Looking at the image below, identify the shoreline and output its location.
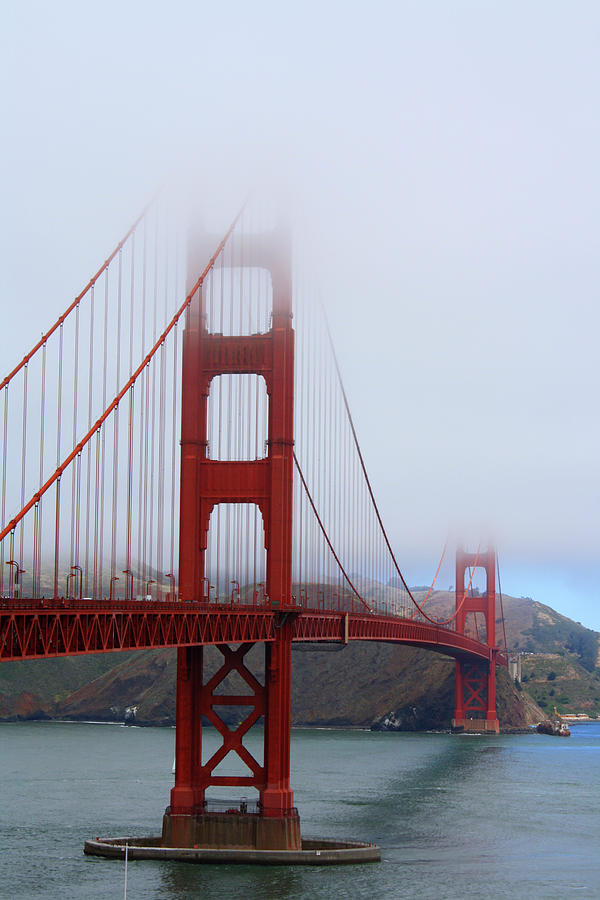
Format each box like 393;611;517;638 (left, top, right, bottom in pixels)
6;717;594;734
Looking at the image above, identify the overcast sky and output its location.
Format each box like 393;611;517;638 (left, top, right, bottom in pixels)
1;2;599;627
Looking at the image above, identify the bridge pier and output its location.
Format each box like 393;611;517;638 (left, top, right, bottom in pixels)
452;657;499;733
452;548;499;734
163;621;301;850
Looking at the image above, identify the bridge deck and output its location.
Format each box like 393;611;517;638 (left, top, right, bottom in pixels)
0;599;505;664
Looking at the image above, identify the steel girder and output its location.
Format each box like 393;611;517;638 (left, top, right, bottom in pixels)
0;601;505;665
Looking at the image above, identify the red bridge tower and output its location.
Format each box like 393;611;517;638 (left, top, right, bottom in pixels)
452;547;499;734
162;224;300;850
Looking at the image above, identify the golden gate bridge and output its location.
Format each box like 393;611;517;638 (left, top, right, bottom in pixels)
0;195;507;860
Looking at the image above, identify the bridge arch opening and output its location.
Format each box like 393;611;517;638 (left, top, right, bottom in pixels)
461;565;491;643
205;503;266;604
204;266;273;336
462;565;488;595
207;374;269;462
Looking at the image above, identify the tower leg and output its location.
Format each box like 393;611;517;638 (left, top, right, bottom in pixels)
486;654;497;722
452;659;499;734
164;646;204;846
262;620;294;815
454;660;465;720
162;633;300;850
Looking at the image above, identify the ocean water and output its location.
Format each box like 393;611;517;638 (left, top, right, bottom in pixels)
0;720;599;899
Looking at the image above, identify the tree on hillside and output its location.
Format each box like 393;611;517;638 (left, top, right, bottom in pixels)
566;630;598;672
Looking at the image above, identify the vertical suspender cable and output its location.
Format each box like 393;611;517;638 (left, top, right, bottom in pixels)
138;218;147;599
141;218;152;593
295;270;302;600
110;416;119;594
252;265;258;595
215;254;223;598
84;287;94;596
142;363;149;593
0;386;7;595
125;384;134;598
93;428;101;598
33;501;39;598
129;233;135;379
110;251;123;593
70;304;79;570
496;553;508;651
310;307;317;599
99;270;109;598
148;226;158;595
73;451;81;594
72;302;83;595
125;235;135;599
36;343;47;597
244;235;251;600
170;323;178;597
156;237;167;599
19;364;28;577
8;530;14;597
158;226;171;599
225;240;233;592
157;342;165;599
54;324;63;598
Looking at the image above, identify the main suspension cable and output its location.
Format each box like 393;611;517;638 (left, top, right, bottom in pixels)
496;551;508;651
323;313;474;627
408;538;448;619
0;204;152;392
293;451;370;613
0;207;243;543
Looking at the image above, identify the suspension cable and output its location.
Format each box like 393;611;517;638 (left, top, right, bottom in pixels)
293;451;371;613
0;204;152;392
0;206;243;543
496;551;508;651
408;538;448;619
324;312;477;627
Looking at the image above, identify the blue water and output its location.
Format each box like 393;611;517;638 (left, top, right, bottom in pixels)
1;721;599;898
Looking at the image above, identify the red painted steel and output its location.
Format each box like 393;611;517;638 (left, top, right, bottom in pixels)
174;225;296;821
169;627;294;819
178;229;294;609
262;618;294;815
0;600;505;663
453;548;500;731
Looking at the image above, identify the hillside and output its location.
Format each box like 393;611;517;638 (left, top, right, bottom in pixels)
520;653;600;716
48;641;539;731
0;651;135;719
1;591;597;728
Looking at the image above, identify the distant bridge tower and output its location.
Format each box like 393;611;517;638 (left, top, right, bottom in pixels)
452;547;499;734
163;222;300;850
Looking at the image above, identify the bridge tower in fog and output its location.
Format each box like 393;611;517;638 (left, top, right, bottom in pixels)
164;225;300;850
452;548;499;734
0;194;508;859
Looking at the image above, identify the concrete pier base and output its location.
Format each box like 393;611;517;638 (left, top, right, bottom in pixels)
452;717;500;734
84;836;381;865
162;808;301;850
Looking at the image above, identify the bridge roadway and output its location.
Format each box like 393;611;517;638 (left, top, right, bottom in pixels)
0;599;505;664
